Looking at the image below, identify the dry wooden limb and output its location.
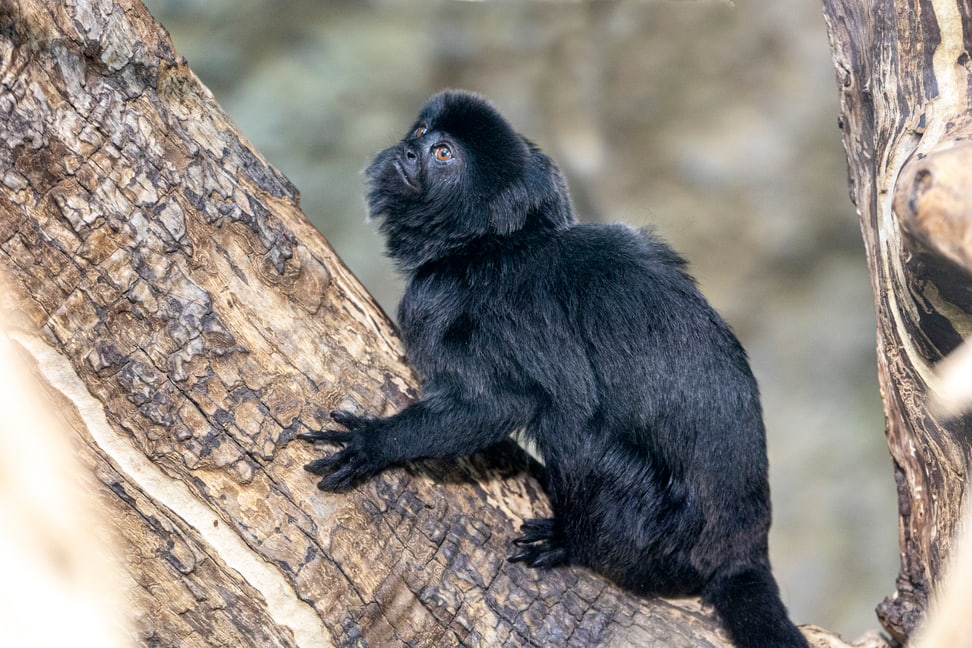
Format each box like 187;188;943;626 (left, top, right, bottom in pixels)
0;0;880;646
823;0;972;642
895;142;972;271
910;497;972;647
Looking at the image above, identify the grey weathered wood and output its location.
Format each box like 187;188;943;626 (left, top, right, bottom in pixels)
823;0;972;642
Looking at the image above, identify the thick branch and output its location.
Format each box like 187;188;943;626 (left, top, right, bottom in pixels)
823;0;972;641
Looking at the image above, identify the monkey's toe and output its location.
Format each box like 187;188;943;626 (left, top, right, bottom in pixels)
508;543;567;568
509;517;567;568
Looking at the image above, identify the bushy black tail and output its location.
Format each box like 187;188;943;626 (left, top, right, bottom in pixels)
703;566;809;648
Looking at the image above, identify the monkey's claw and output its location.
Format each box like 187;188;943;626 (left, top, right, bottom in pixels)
297;410;367;445
296;429;354;444
329;409;366;430
508;518;567;568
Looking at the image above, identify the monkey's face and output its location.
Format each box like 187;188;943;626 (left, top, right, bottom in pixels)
365;90;574;270
365;122;468;219
363;131;472;271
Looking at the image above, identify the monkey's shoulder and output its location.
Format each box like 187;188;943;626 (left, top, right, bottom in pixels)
397;223;702;351
399;223;696;325
555;223;687;270
545;224;699;307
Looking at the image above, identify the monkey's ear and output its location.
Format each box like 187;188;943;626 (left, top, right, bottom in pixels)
488;183;529;234
489;148;574;234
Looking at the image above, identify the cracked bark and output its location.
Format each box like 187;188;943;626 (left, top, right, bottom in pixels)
0;0;879;646
823;0;972;643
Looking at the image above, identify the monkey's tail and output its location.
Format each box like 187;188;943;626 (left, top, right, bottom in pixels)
702;565;809;648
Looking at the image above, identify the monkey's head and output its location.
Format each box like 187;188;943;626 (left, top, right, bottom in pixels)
365;90;575;270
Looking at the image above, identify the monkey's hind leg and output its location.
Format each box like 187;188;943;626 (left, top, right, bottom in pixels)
508;518;567;568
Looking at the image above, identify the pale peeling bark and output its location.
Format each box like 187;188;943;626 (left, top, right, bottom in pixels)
823;0;972;643
0;0;881;646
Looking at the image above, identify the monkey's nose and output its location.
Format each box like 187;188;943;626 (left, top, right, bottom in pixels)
398;143;421;177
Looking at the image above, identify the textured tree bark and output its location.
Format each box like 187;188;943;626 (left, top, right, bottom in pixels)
0;0;880;646
822;0;972;643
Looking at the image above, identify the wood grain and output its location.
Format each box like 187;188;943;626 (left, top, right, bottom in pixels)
823;0;972;641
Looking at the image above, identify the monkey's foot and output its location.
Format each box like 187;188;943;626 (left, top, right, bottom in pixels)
508;518;567;568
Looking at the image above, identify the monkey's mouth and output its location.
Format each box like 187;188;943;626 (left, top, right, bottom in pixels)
393;161;419;192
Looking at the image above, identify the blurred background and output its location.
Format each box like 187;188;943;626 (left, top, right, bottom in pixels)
142;0;896;639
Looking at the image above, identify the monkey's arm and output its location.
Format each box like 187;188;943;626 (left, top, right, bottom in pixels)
298;387;528;491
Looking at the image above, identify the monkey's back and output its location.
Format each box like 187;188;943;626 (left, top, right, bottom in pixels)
524;223;773;588
550;224;767;466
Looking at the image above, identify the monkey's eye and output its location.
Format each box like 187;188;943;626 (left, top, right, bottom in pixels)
433;145;453;162
413;125;427;138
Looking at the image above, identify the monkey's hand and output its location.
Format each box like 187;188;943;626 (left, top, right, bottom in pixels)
297;410;387;491
508;518;568;568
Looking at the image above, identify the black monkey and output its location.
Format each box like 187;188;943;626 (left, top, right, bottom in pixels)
300;90;808;648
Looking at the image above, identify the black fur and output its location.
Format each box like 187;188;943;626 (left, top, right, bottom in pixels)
300;90;808;648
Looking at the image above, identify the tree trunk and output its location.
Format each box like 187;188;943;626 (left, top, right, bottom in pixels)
822;0;972;643
0;0;880;646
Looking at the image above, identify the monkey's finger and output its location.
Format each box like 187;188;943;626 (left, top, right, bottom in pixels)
297;430;354;444
507;549;533;564
317;474;350;492
508;544;566;568
508;547;548;565
531;547;567;568
512;531;548;545
518;517;555;535
319;463;362;491
330;410;364;429
304;453;348;475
